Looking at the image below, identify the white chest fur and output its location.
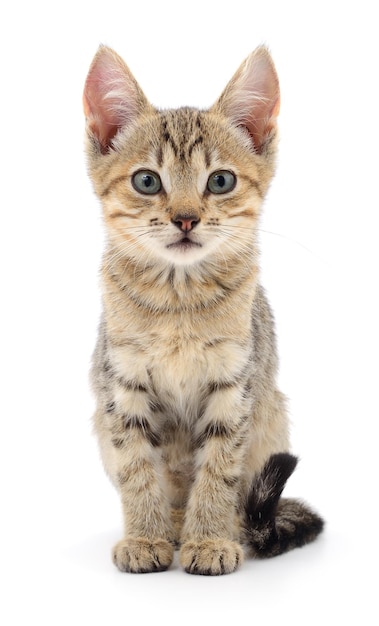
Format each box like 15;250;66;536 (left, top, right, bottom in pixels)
110;329;252;425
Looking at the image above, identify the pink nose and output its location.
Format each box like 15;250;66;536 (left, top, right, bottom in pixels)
171;215;200;232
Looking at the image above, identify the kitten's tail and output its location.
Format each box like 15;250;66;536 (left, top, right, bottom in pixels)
244;453;324;558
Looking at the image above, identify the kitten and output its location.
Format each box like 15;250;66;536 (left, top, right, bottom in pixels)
83;45;323;575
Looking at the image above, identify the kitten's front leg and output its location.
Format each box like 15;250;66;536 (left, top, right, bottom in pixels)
180;385;250;575
105;387;174;573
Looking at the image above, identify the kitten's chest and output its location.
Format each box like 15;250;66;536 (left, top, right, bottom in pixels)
151;339;207;418
112;322;251;420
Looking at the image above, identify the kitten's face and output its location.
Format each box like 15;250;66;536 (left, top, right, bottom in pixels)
98;109;265;267
84;46;280;268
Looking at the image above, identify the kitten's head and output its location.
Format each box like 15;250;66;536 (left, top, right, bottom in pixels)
83;46;280;268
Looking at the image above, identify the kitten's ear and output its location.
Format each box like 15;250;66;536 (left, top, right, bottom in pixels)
83;46;150;153
213;46;280;153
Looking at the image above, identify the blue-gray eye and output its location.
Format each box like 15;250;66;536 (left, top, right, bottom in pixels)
132;170;162;195
207;170;236;194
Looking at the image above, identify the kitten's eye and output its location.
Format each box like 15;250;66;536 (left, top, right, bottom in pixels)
132;170;162;195
207;170;236;194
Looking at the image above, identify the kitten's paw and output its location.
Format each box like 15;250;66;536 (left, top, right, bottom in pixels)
180;539;243;575
112;537;174;573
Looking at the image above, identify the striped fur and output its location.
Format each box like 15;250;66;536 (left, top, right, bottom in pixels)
83;46;323;575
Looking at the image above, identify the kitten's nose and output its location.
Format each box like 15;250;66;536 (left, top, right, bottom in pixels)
171;214;200;232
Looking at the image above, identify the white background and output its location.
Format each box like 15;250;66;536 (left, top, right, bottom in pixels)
1;1;378;624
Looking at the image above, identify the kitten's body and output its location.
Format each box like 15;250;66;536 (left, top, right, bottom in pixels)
84;47;323;575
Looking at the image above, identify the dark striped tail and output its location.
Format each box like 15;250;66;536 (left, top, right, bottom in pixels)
245;453;324;558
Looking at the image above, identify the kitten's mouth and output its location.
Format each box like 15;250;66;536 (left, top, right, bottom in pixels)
167;236;202;251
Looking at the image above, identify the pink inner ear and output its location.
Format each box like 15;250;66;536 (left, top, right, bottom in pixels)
83;87;121;151
242;57;280;151
243;93;280;152
83;47;142;152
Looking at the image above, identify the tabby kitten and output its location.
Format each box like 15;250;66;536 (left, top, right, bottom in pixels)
83;45;323;575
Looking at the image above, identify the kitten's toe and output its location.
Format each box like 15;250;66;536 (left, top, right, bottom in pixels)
112;537;174;573
180;539;243;575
